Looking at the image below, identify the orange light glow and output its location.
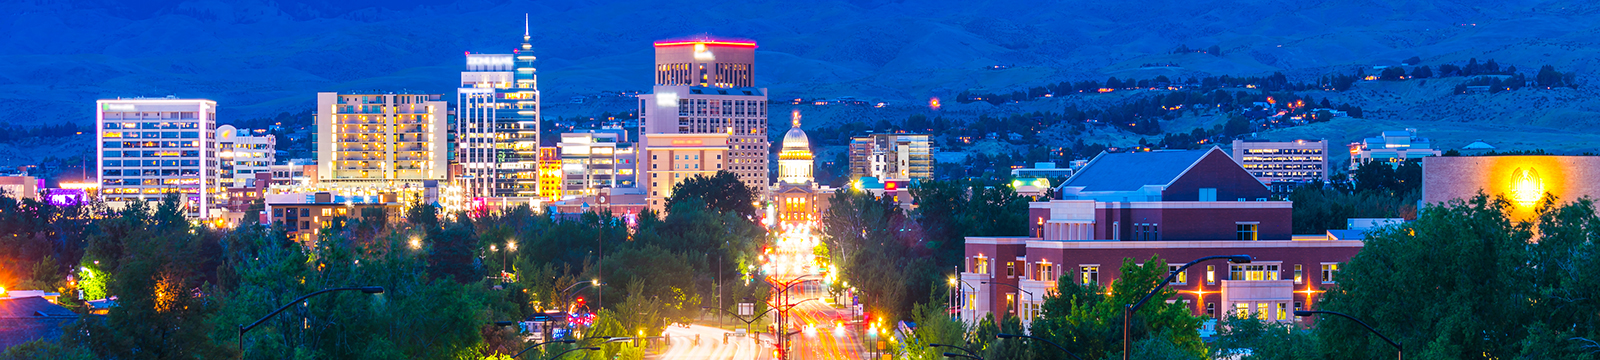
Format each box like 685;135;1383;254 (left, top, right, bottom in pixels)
928;97;941;110
1510;167;1544;204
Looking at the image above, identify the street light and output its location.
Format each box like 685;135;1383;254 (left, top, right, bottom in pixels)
997;333;1084;360
931;343;982;360
948;277;977;321
238;286;384;357
1296;310;1402;360
509;339;576;359
1123;255;1251;360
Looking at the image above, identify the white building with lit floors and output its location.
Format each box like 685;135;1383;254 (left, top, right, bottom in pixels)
770;111;831;224
96;98;221;218
638;38;770;196
557;128;636;198
217;125;275;188
642;133;729;211
457;19;542;199
958;148;1364;329
315;92;448;187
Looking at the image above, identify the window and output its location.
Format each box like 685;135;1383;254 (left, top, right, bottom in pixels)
1235;303;1249;318
1004;294;1016;315
1199;188;1217;201
1207;265;1216;285
1168;265;1187;284
1080;265;1099;285
1277;303;1288;321
1294;264;1303;284
1230;264;1280;281
1257;303;1269;320
1321;263;1339;283
1236;223;1259;240
1206;303;1216;318
1006;262;1016;277
1134;223;1159;241
321;208;332;216
1112;221;1120;240
974;257;989;274
1294;302;1304;321
1038;262;1055;281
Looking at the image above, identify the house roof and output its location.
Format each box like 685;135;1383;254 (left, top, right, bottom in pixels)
1064;148;1215;192
0;296;77;318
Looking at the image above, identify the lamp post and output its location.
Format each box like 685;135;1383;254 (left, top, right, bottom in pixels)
948;277;977;322
980;281;1033;321
997;333;1084;360
1295;310;1401;360
238;286;384;358
508;339;575;359
1123;255;1252;360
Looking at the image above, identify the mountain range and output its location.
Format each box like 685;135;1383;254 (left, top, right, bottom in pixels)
3;0;1600;159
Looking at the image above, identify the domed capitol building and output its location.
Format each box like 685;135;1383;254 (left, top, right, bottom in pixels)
772;110;830;224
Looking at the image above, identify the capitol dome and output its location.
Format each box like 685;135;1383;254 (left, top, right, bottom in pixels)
782;127;811;152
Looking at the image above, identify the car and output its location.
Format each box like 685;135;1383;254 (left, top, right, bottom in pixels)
733;329;748;337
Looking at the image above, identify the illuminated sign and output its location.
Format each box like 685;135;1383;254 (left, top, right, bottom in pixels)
466;55;514;67
653;40;757;48
670;140;704;146
1510;167;1543;204
103;104;137;112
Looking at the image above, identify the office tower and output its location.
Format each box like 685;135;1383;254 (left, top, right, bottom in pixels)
557;128;636;198
643;133;729;210
217;125;276;189
96;98;220;218
458;18;541;198
849;134;933;181
315;92;448;186
637;36;767;196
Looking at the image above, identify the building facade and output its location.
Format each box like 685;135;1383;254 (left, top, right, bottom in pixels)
849;134;933;181
1348;129;1440;172
558;129;636;198
96;98;220;218
1422;155;1600;221
456;24;541;198
539;147;563;200
961;148;1361;327
217;125;276;189
639;38;769;196
642;133;729;210
772;111;828;224
315;92;448;187
1231;139;1329;195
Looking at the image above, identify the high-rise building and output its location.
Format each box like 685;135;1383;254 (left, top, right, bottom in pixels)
1231;139;1329;196
217;125;276;189
849;134;933;181
639;38;769;196
315;92;448;186
96;98;220;218
458;18;541;198
558;128;636;198
538;147;562;200
642;133;729;210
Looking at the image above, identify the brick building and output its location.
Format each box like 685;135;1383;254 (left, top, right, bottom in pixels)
961;148;1363;328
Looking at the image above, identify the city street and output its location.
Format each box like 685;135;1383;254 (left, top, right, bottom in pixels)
661;324;766;360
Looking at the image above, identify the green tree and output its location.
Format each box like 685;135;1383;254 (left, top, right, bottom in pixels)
1028;255;1204;360
1315;194;1532;359
665;171;758;218
1209;316;1319;359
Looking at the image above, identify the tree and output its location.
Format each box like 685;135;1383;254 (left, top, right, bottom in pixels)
1207;45;1223;57
1537;65;1567;87
1314;195;1533;359
1410;65;1432;79
1379;67;1406;81
1401;56;1421;66
1210;316;1320;359
1028;255;1204;360
665;171;758;218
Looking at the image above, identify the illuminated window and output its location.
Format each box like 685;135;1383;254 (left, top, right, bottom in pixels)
1006;262;1015;277
1277;303;1288;320
1321;263;1339;283
321;208;332;216
1080;265;1099;285
1235;303;1249;318
1257;303;1269;320
1168;265;1187;284
974;257;989;274
1231;264;1280;281
1206;303;1216;318
1236;223;1259;240
1294;264;1303;284
1038;262;1054;281
1207;265;1216;285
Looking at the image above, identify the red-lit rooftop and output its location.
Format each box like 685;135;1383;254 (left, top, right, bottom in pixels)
653;39;757;48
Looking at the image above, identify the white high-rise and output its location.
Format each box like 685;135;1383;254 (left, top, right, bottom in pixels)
638;38;769;194
96;98;220;218
217;125;275;188
457;17;541;199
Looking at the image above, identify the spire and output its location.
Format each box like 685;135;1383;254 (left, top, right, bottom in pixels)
791;109;801;128
523;13;529;38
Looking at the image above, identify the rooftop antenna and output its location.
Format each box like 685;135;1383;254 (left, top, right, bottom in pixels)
524;13;529;38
